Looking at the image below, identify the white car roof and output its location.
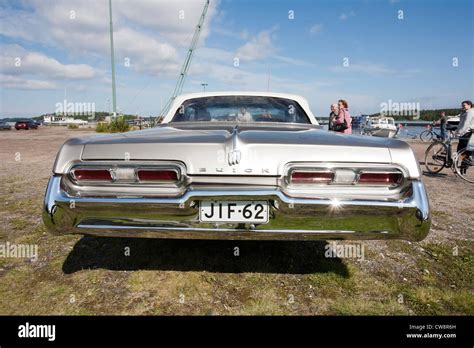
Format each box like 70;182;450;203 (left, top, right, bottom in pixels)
162;91;318;125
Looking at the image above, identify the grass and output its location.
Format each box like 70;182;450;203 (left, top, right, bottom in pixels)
10;217;29;231
417;242;473;288
0;190;472;315
402;287;474;315
431;210;450;218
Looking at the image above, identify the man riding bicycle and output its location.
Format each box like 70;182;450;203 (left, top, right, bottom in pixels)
455;100;474;173
434;111;448;141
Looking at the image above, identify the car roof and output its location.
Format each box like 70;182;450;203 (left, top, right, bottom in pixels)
176;91;308;100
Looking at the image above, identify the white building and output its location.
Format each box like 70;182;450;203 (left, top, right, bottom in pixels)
43;115;89;126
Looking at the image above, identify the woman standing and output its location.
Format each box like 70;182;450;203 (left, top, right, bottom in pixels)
328;103;338;131
333;99;352;134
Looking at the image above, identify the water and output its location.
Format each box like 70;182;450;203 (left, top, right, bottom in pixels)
394;125;430;139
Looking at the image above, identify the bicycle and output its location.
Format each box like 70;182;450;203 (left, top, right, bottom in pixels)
424;135;473;183
419;124;455;142
454;146;473;183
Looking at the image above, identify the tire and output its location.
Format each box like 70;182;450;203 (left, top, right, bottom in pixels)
420;130;433;142
424;141;447;173
454;149;474;184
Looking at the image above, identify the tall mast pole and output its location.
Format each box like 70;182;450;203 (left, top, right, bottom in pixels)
159;0;210;117
108;0;117;117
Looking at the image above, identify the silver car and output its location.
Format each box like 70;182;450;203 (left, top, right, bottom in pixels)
43;92;430;241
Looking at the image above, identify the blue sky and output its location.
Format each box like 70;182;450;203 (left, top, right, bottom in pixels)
0;0;473;118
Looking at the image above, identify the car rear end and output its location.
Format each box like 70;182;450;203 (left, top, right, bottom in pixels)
43;135;430;242
15;121;28;130
0;122;11;130
28;121;39;129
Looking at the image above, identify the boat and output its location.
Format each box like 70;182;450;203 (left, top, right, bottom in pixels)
447;115;460;127
351;114;368;128
43;114;89;126
362;116;398;138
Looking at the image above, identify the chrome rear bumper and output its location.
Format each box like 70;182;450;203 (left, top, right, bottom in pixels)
43;176;431;241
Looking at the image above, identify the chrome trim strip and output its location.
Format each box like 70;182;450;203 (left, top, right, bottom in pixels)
47;175;416;207
77;225;356;234
43;175;431;241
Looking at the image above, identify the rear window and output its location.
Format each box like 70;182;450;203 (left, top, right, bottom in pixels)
171;96;310;124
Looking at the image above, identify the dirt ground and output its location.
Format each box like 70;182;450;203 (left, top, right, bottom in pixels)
0;127;472;315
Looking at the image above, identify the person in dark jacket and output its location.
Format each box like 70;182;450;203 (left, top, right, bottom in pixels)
328;103;338;131
434;111;448;140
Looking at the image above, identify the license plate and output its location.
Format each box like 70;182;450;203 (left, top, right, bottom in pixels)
199;200;269;223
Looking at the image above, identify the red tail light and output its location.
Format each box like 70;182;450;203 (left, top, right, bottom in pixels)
358;172;402;185
290;171;334;184
137;169;178;182
72;169;112;181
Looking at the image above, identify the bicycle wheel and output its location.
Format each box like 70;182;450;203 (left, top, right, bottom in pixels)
454;149;474;183
420;130;433;142
425;141;447;173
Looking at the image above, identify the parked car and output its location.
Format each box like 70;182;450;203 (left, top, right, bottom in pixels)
0;121;11;130
15;120;39;130
43;92;431;241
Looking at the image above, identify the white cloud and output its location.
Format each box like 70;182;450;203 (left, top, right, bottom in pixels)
213;27;250;41
339;11;355;20
309;24;323;35
273;55;315;68
1;44;96;80
114;28;180;76
116;0;218;46
0;0;219;78
235;27;277;62
24;52;95;79
193;47;234;66
0;75;57;90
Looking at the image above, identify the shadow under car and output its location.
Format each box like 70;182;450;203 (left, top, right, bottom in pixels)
62;237;350;276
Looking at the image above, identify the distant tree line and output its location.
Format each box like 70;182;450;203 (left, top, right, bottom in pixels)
33;111;140;122
0;112;142;123
2;108;463;123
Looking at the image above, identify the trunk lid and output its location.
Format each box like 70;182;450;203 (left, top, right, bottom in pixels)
80;123;393;175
